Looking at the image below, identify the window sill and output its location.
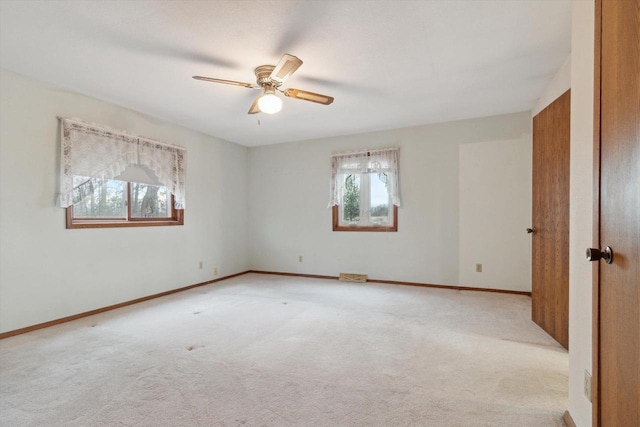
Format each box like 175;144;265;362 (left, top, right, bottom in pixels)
332;205;397;232
66;209;184;229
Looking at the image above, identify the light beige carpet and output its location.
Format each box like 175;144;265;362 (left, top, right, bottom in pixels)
0;273;568;426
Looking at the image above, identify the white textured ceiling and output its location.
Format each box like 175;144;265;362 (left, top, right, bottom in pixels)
0;0;571;147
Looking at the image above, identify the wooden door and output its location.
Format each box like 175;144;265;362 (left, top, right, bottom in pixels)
531;90;571;349
594;0;640;425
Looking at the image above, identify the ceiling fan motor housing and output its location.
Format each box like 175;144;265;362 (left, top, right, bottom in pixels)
254;65;279;87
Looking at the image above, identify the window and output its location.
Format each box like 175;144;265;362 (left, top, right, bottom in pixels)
58;118;186;229
329;148;400;232
333;172;397;230
67;176;183;228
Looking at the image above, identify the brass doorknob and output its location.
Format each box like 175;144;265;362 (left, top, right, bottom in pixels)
586;246;613;264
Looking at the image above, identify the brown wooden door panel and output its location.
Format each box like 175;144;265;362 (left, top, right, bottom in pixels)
531;90;571;349
596;0;640;425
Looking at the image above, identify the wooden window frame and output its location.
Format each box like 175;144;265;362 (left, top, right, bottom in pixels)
66;182;184;229
332;171;398;232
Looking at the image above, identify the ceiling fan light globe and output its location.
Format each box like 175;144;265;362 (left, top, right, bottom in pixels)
258;93;282;114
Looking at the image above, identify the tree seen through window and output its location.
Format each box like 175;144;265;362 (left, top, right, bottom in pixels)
340;173;391;226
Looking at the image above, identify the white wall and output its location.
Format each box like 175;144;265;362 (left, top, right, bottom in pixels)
459;138;532;291
568;1;595;425
530;5;595;424
0;69;249;333
0;71;534;332
532;55;572;117
248;112;532;291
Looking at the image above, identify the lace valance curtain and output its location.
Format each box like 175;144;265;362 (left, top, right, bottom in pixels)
328;147;400;207
57;118;187;209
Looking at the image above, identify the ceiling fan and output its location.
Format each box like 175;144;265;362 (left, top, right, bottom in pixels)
193;54;334;115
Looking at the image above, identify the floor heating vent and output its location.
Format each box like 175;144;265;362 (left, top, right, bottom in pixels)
339;273;367;283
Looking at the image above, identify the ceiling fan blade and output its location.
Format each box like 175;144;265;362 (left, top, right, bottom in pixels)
193;76;257;88
269;54;303;85
248;94;261;114
283;88;334;105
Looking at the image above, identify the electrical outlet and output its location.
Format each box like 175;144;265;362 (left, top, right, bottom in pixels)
584;370;592;401
198;261;203;269
298;255;303;262
213;267;218;276
476;264;482;273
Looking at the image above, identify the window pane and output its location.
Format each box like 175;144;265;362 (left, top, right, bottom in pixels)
342;174;360;223
130;183;171;218
369;173;390;224
72;176;126;218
